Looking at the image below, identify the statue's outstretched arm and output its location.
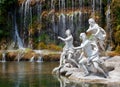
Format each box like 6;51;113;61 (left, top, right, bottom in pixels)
58;36;65;41
58;36;73;42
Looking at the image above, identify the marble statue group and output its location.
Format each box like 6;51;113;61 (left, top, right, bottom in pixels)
53;18;108;78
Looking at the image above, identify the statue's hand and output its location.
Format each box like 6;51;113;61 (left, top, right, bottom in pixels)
58;36;60;39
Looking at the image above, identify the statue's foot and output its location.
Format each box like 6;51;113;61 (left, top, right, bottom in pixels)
104;73;109;78
84;72;90;77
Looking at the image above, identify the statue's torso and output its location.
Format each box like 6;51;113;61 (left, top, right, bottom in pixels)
64;35;74;50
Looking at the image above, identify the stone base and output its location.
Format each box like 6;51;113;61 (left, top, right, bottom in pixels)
53;56;120;84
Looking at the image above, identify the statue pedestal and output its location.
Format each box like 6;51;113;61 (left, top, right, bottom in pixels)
53;56;120;84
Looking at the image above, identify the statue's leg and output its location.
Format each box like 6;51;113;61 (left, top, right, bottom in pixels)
59;51;66;67
93;62;108;78
79;58;89;76
68;53;80;68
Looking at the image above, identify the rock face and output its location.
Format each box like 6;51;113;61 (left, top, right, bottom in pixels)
53;56;120;84
105;56;120;82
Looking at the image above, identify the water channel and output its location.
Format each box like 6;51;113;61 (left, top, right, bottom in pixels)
0;62;118;87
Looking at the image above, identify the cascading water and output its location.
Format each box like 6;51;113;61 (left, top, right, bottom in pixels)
36;56;43;62
58;13;66;37
19;0;42;47
17;0;107;47
16;49;24;62
14;13;24;49
1;52;6;62
68;13;74;34
15;21;24;49
50;0;56;42
62;0;65;11
24;0;32;28
37;1;42;22
106;5;111;50
92;0;95;16
29;56;35;62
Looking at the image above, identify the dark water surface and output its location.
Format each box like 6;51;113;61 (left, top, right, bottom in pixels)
0;62;119;87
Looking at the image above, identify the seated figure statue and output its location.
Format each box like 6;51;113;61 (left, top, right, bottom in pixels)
87;18;106;51
74;33;108;78
58;29;79;69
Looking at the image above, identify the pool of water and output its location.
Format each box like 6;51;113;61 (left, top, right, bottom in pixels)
0;62;119;87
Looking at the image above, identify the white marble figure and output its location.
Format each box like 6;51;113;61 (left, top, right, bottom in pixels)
87;18;106;51
58;29;78;68
74;33;108;77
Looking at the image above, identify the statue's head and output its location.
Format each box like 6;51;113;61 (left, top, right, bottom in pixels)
80;33;86;41
88;18;95;26
65;29;71;36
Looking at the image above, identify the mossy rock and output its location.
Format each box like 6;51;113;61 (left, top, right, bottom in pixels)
43;54;60;61
6;51;18;61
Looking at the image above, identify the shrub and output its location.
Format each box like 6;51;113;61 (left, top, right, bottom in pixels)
115;45;120;54
47;44;62;51
38;42;47;49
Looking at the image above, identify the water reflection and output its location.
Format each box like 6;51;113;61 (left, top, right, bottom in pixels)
0;62;59;87
0;62;120;87
53;72;120;87
54;75;91;87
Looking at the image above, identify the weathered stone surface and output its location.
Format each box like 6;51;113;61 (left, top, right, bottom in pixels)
54;56;120;84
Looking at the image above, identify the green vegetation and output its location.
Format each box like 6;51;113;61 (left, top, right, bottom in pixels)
0;0;120;52
111;0;120;52
0;0;18;40
37;42;62;51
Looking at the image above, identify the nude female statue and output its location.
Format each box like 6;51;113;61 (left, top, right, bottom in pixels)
87;18;106;51
58;29;79;68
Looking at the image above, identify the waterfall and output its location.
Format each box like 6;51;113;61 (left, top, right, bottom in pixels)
72;0;74;10
36;56;43;62
106;5;111;50
24;0;32;28
16;0;109;47
16;49;24;62
20;0;43;47
59;0;61;11
92;0;95;16
14;13;24;49
58;13;66;37
62;0;65;11
37;1;42;22
51;0;56;41
29;56;35;62
68;13;74;34
1;52;6;62
20;0;32;47
15;21;24;49
100;0;102;14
